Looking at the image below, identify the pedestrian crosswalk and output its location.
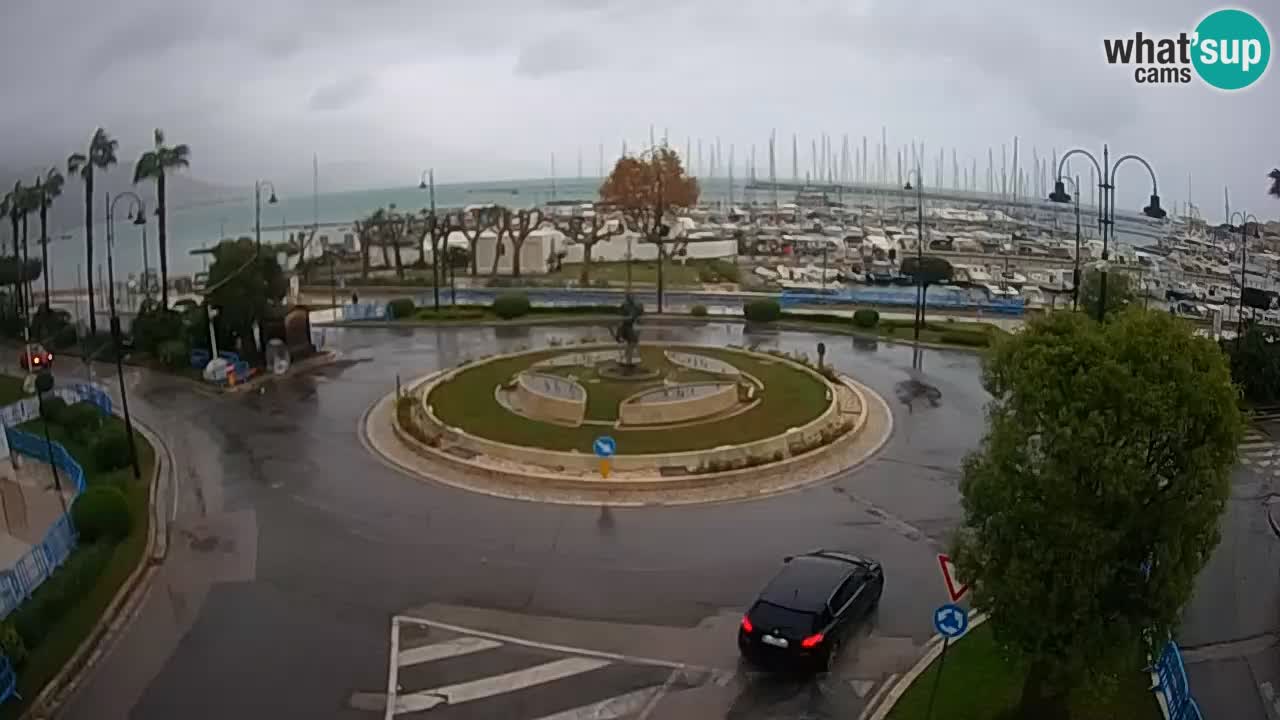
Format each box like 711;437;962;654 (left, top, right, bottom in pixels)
383;616;694;719
1239;429;1280;475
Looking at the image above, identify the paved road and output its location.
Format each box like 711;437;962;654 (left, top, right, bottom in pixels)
49;321;981;719
1180;426;1280;720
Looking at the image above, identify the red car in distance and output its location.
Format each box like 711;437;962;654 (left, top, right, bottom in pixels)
18;343;53;371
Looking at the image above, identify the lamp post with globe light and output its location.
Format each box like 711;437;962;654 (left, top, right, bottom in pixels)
1051;145;1166;321
254;180;278;252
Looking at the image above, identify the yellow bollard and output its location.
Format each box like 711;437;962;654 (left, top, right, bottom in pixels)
599;459;610;479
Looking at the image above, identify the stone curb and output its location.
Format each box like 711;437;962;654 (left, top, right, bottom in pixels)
21;413;172;720
860;613;990;720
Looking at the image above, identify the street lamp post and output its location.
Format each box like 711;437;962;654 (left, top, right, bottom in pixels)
254;180;278;252
1230;210;1260;346
34;371;66;515
1053;175;1084;311
1051;145;1165;321
105;191;146;480
419;169;442;312
903;168;925;342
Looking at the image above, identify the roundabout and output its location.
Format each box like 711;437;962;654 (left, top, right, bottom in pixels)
367;341;894;505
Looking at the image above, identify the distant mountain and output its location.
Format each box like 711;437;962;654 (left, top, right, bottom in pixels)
0;165;245;231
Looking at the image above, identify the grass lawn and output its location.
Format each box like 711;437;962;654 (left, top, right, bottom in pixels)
0;416;154;720
779;312;1007;349
428;345;830;454
544;259;739;286
541;346;720;421
886;623;1160;720
0;375;30;406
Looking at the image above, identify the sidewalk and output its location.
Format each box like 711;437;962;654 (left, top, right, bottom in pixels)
0;455;75;567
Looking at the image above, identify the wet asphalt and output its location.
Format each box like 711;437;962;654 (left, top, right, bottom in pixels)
47;321;981;718
52;320;1270;719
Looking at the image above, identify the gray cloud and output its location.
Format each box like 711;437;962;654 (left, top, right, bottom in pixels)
0;0;1273;219
309;73;377;111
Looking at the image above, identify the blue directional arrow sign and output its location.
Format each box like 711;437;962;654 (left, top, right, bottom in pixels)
933;603;969;639
593;436;617;459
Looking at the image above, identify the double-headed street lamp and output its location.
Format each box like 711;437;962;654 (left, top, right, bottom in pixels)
1051;145;1166;321
1229;210;1260;344
903;168;925;342
254;180;278;252
105;191;145;480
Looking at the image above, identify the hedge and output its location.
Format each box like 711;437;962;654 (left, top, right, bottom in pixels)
40;397;68;425
492;293;532;319
91;425;133;472
9;542;113;653
939;329;992;347
61;402;103;443
853;309;880;328
387;298;416;319
70;486;132;543
743;299;782;323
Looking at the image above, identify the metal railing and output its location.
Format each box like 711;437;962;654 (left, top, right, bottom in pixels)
1152;640;1203;720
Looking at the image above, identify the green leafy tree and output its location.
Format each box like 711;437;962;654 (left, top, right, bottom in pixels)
133;128;191;309
68;128;120;336
36;167;64;307
952;309;1241;718
900;255;953;328
1226;325;1280;405
1077;267;1135;319
205;237;286;362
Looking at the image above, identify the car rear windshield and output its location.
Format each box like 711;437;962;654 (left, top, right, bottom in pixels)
750;601;818;633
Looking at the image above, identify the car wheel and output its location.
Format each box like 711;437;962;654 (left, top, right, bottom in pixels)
818;637;840;673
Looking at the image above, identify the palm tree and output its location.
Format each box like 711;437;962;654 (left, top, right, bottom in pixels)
1269;169;1280;199
1;187;19;318
17;183;40;317
133;129;190;308
68;128;119;336
37;168;65;308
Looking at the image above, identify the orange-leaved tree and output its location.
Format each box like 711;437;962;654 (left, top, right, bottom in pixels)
598;147;699;312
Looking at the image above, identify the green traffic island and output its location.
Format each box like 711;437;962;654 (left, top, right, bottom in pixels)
0;406;154;719
421;343;834;456
885;623;1160;720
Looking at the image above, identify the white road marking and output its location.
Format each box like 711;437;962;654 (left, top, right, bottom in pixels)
393;615;701;671
859;674;899;720
532;687;659;720
851;679;876;698
1241;441;1274;450
385;620;402;720
393;657;612;714
636;668;681;720
398;636;502;667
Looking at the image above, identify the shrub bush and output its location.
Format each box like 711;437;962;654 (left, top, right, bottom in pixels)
91;424;134;472
492;293;532;319
157;339;190;369
71;486;132;543
0;621;26;667
940;329;992;347
852;309;880;328
41;396;69;425
10;542;112;652
743;299;782;323
387;298;417;319
690;304;709;317
131;305;184;353
62;402;104;442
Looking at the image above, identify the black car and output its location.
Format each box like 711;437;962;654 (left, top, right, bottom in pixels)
738;550;884;671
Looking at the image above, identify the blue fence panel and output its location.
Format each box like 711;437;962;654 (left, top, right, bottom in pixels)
1153;641;1204;720
0;655;16;705
341;303;388;321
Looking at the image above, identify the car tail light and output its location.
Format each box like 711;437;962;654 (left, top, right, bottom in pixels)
740;615;754;634
800;633;824;648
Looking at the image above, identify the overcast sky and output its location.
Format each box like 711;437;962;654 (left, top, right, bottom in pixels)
1;0;1275;221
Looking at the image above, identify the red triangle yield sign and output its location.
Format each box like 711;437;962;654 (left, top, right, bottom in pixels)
938;553;970;602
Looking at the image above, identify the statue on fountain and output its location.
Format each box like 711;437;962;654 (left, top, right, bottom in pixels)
612;294;644;370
